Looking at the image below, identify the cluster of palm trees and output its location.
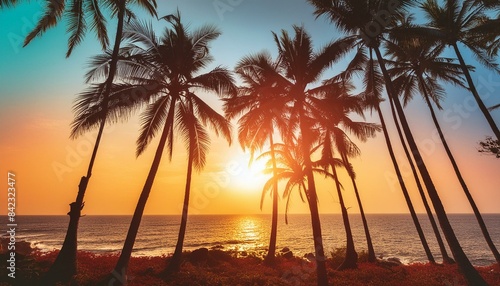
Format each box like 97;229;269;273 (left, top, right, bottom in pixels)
4;0;499;285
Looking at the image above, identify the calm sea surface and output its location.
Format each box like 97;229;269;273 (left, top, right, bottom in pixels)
6;214;500;266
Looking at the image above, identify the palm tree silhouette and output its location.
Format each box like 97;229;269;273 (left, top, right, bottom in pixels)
24;1;157;283
260;141;332;230
308;2;436;264
312;80;380;268
414;0;500;141
387;36;500;264
224;52;288;265
271;25;358;285
309;1;487;284
92;13;236;285
167;79;233;273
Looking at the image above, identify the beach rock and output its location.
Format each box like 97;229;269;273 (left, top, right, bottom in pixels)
211;244;224;250
304;252;315;261
189;248;209;265
283;250;293;259
378;257;403;268
0;238;32;256
281;247;290;253
387;257;402;265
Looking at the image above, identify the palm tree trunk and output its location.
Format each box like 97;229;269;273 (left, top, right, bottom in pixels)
300;118;328;286
374;46;488;286
452;43;500;142
342;155;376;263
420;78;500;264
167;142;194;272
264;135;279;265
387;87;453;264
331;164;358;270
304;171;329;286
45;1;126;283
375;104;435;263
108;100;176;286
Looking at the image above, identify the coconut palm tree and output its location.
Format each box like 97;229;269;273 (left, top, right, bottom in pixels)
316;38;438;264
92;13;236;285
270;25;358;285
29;1;157;283
387;36;500;264
311;80;380;267
318;133;359;270
309;1;488;284
415;0;500;141
260;141;333;232
167;88;232;273
224;52;289;265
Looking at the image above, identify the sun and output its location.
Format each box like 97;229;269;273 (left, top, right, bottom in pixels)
228;153;270;192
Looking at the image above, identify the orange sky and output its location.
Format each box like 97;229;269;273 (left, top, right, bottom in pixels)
1;94;499;216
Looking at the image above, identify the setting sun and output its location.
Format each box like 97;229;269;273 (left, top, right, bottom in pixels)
227;154;270;193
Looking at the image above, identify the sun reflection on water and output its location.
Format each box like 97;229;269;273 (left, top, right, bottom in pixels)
233;217;265;252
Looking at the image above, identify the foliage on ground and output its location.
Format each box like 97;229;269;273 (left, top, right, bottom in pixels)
0;249;498;286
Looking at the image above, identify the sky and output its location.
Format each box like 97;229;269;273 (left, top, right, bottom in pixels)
0;0;499;216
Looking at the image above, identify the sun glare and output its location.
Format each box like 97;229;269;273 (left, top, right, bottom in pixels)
229;154;269;192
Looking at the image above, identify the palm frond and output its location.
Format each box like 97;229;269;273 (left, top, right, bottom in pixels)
136;96;171;156
86;0;109;51
24;0;66;47
66;0;87;57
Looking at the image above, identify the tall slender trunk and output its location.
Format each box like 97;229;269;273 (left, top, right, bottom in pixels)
452;43;500;141
374;46;487;286
375;104;435;263
420;77;500;264
342;155;376;262
264;135;279;265
331;164;358;270
108;99;176;286
299;116;328;286
167;139;194;272
305;172;329;286
387;80;450;264
45;1;126;283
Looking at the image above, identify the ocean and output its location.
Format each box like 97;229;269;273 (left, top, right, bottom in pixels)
7;214;500;266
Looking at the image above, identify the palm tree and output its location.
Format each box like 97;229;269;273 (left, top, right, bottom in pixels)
309;1;488;284
167;87;232;273
306;9;436;263
319;133;359;270
311;80;380;267
28;0;157;283
387;36;500;264
224;52;288;265
260;141;333;240
415;0;500;141
271;25;358;285
99;13;236;285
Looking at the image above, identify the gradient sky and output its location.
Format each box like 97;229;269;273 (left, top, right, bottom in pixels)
1;0;499;216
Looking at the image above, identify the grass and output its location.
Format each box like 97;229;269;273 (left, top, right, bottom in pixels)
0;248;498;285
